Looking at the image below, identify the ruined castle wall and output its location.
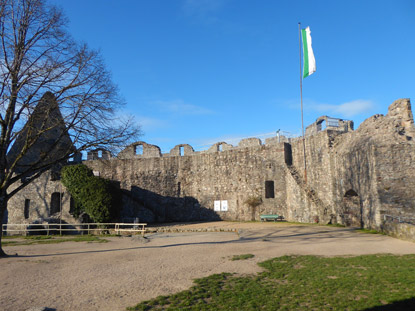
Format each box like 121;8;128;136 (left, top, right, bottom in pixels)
117;141;162;159
374;143;415;218
331;133;379;228
85;143;288;222
285;131;339;224
287;118;415;230
5;98;415;242
327;99;415;231
7;171;73;225
330;139;415;231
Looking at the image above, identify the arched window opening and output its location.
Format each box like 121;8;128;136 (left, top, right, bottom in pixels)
135;144;143;155
50;171;60;181
344;189;358;197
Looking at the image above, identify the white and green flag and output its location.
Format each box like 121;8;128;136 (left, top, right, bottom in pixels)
301;26;316;78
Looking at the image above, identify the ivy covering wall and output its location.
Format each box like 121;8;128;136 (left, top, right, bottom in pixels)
61;164;119;222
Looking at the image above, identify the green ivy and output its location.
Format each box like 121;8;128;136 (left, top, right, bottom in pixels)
61;164;119;222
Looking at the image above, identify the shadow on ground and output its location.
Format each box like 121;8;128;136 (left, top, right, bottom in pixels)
9;225;369;258
362;298;415;310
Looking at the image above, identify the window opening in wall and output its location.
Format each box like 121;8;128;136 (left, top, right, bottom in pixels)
98;150;103;158
177;182;181;197
344;189;358;197
50;171;60;181
265;181;275;198
179;146;184;156
320;120;326;131
218;144;223;152
135;144;143;155
24;199;30;219
50;192;62;215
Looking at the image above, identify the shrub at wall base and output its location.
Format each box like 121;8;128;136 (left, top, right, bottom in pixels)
61;164;119;222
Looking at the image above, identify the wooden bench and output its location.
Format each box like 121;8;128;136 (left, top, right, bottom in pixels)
260;215;284;222
115;223;147;236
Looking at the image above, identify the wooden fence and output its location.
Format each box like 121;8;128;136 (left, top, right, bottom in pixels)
1;222;147;236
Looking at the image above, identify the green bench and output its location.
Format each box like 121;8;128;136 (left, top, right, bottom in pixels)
260;214;284;222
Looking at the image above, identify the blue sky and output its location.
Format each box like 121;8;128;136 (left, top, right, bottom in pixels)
49;0;415;153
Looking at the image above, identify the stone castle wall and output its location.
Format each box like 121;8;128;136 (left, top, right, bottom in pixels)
85;142;288;223
6;98;415;240
6;171;73;225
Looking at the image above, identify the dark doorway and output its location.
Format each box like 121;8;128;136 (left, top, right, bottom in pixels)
342;189;362;227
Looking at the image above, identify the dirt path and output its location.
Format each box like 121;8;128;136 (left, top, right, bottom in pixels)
2;222;415;311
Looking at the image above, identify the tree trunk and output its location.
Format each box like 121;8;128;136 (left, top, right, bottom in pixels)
0;196;8;257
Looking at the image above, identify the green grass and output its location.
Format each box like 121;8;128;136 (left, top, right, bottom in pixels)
2;235;108;246
325;223;346;228
128;254;415;311
24;235;53;240
231;254;255;261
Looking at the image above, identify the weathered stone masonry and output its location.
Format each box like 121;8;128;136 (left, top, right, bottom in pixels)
6;99;415;240
86;141;288;223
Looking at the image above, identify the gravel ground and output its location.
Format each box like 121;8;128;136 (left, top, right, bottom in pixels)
2;221;415;311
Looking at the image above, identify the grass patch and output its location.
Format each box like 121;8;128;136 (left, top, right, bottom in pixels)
325;223;346;228
231;254;255;261
2;240;20;246
2;235;108;246
128;254;415;311
24;235;53;240
2;235;25;239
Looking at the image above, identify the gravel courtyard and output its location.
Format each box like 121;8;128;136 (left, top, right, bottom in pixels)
2;221;415;311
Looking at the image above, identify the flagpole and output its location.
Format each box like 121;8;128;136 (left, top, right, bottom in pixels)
298;22;307;184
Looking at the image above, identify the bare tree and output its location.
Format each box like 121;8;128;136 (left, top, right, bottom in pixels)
0;0;140;256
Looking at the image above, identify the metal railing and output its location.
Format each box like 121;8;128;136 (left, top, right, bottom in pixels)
1;222;147;236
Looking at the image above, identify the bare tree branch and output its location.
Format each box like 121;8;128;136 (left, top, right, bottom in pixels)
0;0;141;256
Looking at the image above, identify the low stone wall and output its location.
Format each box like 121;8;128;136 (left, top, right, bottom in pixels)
382;222;415;242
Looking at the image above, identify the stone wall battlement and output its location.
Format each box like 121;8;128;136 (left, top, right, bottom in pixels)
87;135;296;161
